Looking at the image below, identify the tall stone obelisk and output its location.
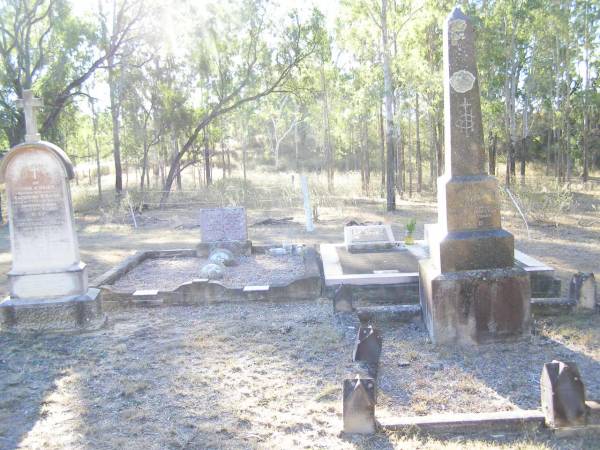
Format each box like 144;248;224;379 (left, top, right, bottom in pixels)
419;8;530;345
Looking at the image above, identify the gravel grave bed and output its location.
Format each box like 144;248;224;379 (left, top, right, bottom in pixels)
111;254;306;291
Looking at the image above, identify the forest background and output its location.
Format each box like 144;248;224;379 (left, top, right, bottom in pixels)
0;0;598;213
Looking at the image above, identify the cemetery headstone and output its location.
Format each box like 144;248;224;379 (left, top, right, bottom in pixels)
418;9;530;345
569;272;597;311
200;207;247;242
344;224;396;253
352;325;382;366
197;206;250;256
541;361;588;428
0;90;101;330
343;376;376;434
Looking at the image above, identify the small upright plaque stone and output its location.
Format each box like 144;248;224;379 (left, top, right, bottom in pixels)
0;90;101;331
418;9;530;345
196;207;251;256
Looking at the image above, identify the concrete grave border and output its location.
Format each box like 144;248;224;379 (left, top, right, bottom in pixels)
92;246;322;310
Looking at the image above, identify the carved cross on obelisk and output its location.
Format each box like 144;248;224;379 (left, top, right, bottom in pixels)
16;90;43;143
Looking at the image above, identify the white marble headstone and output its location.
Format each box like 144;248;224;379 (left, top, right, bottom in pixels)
0;142;87;299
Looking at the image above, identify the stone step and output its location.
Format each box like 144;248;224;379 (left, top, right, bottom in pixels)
355;304;421;323
531;297;575;316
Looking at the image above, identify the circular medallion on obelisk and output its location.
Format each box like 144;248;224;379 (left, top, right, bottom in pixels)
449;70;476;93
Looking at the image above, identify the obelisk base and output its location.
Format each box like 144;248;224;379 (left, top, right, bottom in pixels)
0;288;105;332
419;258;531;345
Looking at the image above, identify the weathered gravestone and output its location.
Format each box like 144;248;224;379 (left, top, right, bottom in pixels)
0;91;101;330
343;376;376;434
419;8;530;345
541;361;587;428
569;272;597;311
196;207;250;256
200;207;247;242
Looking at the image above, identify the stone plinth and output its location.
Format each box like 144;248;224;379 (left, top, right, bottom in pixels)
419;258;530;345
0;289;103;331
0;141;101;331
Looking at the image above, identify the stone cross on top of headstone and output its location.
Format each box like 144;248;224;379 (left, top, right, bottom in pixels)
16;90;43;143
443;7;485;177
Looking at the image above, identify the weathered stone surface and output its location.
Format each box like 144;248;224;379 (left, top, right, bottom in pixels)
343;376;376;434
208;248;236;266
344;225;396;253
432;7;514;272
541;361;588;428
569;272;597;311
0;142;87;299
199;207;247;242
418;7;529;345
419;258;530;345
352;325;382;365
442;8;485;177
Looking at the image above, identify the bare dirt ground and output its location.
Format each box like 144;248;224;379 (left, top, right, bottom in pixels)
1;194;599;449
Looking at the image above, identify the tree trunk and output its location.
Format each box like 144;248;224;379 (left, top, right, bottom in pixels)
415;92;422;193
381;0;395;210
582;0;590;182
505;142;512;188
488;132;497;175
320;62;334;192
107;53;122;195
379;104;385;194
90;99;103;201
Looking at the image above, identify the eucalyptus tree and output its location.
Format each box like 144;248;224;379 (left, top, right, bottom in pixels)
157;1;325;204
0;0;141;148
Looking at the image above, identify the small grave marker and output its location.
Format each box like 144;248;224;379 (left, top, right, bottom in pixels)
343;376;376;434
541;360;587;428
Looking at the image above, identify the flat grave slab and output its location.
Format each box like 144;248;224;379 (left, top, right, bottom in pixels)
336;246;418;275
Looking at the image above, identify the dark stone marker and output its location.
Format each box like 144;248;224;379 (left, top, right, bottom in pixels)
343;376;376;434
569;272;597;311
541;361;587;428
418;8;530;345
333;284;354;312
352;325;382;365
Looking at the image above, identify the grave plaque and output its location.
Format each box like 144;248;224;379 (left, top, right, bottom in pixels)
418;8;530;345
199;207;247;242
344;224;395;253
